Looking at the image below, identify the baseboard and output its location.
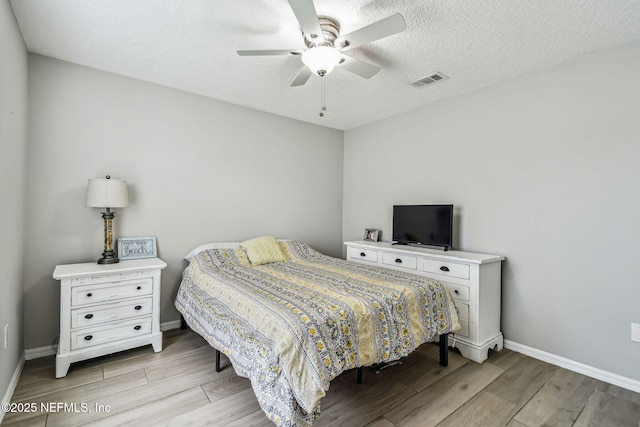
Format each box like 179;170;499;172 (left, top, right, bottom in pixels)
160;320;181;331
504;339;640;393
0;353;26;424
24;345;55;360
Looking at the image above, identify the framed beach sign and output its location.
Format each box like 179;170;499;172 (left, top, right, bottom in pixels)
117;237;157;260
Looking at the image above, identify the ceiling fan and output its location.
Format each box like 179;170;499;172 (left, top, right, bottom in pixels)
237;0;406;87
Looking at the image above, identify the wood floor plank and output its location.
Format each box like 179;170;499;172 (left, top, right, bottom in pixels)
484;356;557;407
1;370;148;425
513;367;602;427
201;373;252;402
1;413;48;427
434;356;557;427
101;330;210;379
144;346;220;383
598;382;640;406
157;388;262;427
392;349;468;392
223;409;273;427
316;377;415;427
485;348;526;372
505;420;528;427
435;390;516;427
10;366;104;403
365;417;397;427
573;389;640;427
384;361;504;427
44;364;220;427
83;386;210;427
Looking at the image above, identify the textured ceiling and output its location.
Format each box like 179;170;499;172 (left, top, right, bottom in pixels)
10;0;640;130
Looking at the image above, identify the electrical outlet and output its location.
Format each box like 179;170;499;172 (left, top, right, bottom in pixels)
3;324;8;349
632;323;640;343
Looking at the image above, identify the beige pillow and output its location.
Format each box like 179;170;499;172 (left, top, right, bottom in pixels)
241;236;288;266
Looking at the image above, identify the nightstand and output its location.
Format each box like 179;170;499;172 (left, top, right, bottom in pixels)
53;257;167;378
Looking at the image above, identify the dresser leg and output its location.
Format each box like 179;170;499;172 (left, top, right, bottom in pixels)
55;357;71;378
151;333;163;353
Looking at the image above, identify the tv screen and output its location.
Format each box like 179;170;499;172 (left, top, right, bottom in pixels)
392;205;453;250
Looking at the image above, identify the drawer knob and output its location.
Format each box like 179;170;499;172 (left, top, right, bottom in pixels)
454;290;459;295
360;252;366;257
84;335;93;341
395;258;402;264
86;292;92;297
137;286;142;290
134;305;142;310
134;325;142;331
440;266;450;272
84;314;94;319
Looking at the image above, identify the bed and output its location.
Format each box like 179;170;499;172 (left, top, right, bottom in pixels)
175;238;460;426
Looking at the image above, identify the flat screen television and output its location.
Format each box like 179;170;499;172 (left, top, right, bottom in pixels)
392;204;453;250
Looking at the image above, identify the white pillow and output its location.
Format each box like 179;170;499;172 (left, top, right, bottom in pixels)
184;242;240;262
184;239;293;262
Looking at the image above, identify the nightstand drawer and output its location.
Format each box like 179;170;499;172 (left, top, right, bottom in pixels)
347;247;378;263
71;317;152;350
446;283;470;302
422;259;470;280
381;252;417;270
71;298;153;329
72;278;152;306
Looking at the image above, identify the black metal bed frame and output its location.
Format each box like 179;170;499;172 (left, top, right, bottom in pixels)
180;314;448;384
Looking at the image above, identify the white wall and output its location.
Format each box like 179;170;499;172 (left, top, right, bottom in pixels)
24;55;344;349
343;40;640;382
0;1;28;408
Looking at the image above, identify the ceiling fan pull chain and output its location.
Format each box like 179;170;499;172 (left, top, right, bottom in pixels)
319;76;327;117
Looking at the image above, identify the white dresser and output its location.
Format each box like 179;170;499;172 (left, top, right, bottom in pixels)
53;257;167;378
345;241;504;363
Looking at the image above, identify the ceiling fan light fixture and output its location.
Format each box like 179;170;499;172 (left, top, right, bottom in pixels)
302;46;341;76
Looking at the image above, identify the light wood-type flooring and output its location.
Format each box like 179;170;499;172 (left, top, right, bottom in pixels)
3;328;639;426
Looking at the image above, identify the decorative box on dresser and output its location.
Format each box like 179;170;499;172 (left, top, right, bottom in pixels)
344;241;504;363
53;257;167;378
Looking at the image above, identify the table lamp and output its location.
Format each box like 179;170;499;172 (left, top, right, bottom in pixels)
85;175;129;264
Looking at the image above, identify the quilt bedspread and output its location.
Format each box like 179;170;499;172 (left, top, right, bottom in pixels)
174;241;459;426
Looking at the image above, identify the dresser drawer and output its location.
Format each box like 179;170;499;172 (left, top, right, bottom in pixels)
381;252;417;270
422;259;470;280
446;283;470;302
71;317;152;350
347;247;378;263
71;298;153;329
71;278;152;306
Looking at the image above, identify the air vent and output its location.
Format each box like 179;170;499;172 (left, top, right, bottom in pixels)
408;72;449;88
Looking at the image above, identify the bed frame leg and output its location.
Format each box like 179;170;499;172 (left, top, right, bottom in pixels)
356;367;363;384
215;349;221;372
439;334;449;367
180;314;187;330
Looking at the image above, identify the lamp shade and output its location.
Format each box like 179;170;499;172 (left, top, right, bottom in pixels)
301;46;342;76
85;177;129;208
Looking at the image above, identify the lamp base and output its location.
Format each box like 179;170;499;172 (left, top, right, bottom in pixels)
97;250;120;264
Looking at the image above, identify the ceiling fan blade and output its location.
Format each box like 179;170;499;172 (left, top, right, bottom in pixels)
338;55;380;79
237;49;303;56
287;0;325;44
336;13;406;51
290;67;313;86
